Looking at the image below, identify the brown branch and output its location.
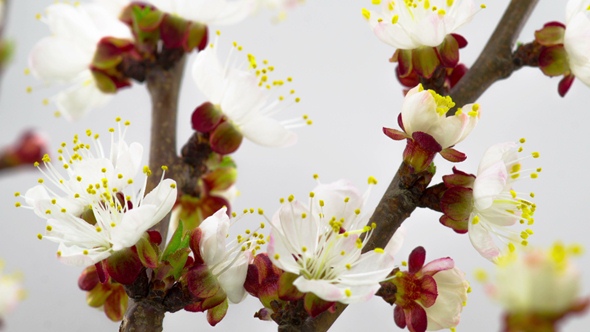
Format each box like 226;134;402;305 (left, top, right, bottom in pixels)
278;1;541;330
449;0;540;112
145;55;187;242
416;182;446;212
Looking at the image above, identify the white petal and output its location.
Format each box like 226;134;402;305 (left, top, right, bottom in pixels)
220;70;268;123
56;242;111;267
84;3;132;39
565;12;590;86
293;278;345;302
140;178;178;226
468;221;501;261
192;46;226;104
477;142;518;175
473;160;508;211
425;267;468;330
199;207;230;266
179;0;257;25
267;233;301;275
217;252;249;303
55;73;112;121
311;179;364;228
44;3;101;54
110;205;158;249
401;89;439;136
239;115;297;147
28;37;89;82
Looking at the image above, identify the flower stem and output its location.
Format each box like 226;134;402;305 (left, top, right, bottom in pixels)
448;0;539;112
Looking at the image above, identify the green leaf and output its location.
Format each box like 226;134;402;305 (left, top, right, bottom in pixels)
161;221;185;261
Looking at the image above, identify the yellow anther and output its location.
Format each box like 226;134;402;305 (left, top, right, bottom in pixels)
274;253;280;259
309;192;315;198
474;268;487;282
354;209;361;215
319;200;325;207
288;195;294;202
37;234;43;240
531;151;540;158
258;208;264;215
368;176;378;185
374;248;384;254
472;215;480;225
345;289;352;297
519;138;526;143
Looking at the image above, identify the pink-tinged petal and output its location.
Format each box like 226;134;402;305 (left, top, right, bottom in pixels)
401;89;438;136
267;233;301;275
311;179;363;226
477;203;519;227
339;250;395;284
412;13;447;47
371;19;420;50
477;142;518;175
192;46;226;104
239;116;297;147
110;205;158;250
29;37;89;82
468;221;501;261
472;161;508;211
217;251;249;303
421;257;454;276
293;278;344;302
55;74;112;121
425;267;468;330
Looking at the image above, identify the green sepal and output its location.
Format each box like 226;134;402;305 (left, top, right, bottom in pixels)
278;272;304;302
136;233;160;269
535;24;565;46
161;221;189;261
206;298;228;326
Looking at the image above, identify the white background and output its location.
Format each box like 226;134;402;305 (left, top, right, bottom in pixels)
1;1;589;331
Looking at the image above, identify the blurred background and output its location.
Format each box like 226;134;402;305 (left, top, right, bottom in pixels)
0;0;588;331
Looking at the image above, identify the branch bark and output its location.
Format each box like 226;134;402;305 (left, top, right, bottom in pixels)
449;0;540;111
145;56;187;242
278;1;540;330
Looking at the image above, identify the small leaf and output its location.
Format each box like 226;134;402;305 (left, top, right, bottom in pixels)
105;248;143;285
187;265;219;299
303;293;334;318
136;234;159;269
162;221;185;261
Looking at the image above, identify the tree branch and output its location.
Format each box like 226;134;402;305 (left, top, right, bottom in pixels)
449;0;539;111
145;56;187;242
